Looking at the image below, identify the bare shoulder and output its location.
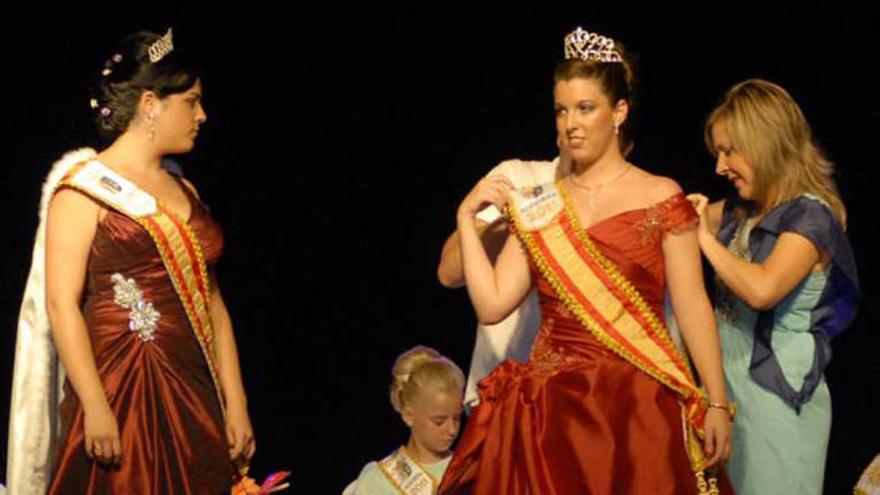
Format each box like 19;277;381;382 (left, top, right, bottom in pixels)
50;187;101;218
626;168;683;203
649;175;684;201
47;187;100;244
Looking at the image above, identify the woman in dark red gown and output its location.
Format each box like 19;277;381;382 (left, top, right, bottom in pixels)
47;163;237;494
7;30;253;494
439;27;735;494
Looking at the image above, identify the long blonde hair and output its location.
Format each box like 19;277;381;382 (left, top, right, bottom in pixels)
705;79;846;226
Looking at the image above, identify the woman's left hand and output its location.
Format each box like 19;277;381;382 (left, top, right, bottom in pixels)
226;403;256;461
702;407;733;467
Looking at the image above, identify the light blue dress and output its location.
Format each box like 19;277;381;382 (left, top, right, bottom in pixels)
718;267;831;494
714;194;859;495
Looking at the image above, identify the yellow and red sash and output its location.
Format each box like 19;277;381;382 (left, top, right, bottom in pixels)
509;182;717;490
59;159;225;412
377;447;438;495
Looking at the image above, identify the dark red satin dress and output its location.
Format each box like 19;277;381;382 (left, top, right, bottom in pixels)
48;180;234;494
439;193;733;494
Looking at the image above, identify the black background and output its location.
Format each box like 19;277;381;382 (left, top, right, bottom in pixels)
2;7;878;494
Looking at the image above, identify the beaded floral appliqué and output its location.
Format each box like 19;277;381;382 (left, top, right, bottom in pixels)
635;205;664;246
634;195;700;246
528;316;589;377
111;273;160;342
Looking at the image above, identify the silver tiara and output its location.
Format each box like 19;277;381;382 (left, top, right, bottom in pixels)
564;27;622;64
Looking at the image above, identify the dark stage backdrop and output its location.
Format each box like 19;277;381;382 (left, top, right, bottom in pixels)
1;7;878;494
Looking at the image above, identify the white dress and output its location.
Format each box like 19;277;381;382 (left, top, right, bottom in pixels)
463;158;560;410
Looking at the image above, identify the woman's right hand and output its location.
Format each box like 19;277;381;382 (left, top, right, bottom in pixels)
686;193;714;245
457;175;515;222
83;401;121;465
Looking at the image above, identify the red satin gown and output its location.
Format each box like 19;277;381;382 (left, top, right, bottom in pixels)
48;179;234;494
439;193;733;494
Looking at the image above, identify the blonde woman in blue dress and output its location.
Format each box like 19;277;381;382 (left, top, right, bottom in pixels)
689;79;860;495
